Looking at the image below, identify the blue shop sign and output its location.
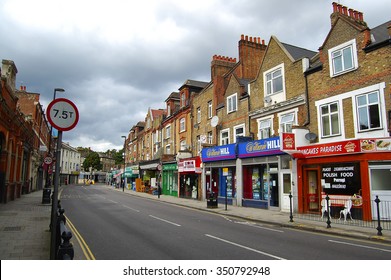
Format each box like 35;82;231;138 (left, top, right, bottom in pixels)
202;144;236;162
238;137;284;158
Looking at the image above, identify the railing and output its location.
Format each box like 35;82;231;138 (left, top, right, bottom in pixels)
289;193;391;235
55;200;74;260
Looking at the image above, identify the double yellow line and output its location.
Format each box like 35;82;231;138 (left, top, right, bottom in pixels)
65;215;96;260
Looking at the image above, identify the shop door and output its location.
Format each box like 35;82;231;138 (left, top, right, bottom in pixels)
369;166;391;219
305;169;320;212
281;172;291;212
269;172;279;208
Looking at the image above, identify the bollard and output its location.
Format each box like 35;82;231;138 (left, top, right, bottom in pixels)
326;195;331;228
56;222;74;260
375;196;383;236
289;192;293;222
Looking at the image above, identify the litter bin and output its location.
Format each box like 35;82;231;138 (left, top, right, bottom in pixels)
207;192;218;208
42;188;51;204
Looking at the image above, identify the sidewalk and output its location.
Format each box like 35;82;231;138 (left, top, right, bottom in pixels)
0;189;51;260
1;184;390;260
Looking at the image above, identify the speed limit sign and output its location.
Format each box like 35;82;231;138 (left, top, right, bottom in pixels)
44;157;52;165
47;98;79;131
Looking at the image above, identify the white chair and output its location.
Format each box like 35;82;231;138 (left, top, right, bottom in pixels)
321;198;331;219
339;198;353;221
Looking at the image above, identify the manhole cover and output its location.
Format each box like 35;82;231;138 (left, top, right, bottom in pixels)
3;226;23;232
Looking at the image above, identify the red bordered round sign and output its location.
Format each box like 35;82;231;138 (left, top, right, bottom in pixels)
47;98;79;131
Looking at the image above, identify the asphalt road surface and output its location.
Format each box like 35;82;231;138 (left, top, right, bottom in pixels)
60;184;391;260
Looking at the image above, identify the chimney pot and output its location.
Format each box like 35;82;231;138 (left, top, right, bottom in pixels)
245;35;248;41
241;34;244;40
342;6;348;15
358;11;363;21
332;2;338;13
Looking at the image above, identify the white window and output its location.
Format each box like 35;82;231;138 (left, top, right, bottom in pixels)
220;129;230;145
179;118;185;132
258;119;271;139
196;107;201;123
266;68;283;95
180;140;187;151
196;135;201;154
280;113;295;133
166;145;171;154
233;124;245;142
207;131;213;144
208;101;212;119
320;102;340;137
227;93;237;113
356;91;381;132
181;93;186;108
328;39;358;77
166;125;171;138
167;105;171;116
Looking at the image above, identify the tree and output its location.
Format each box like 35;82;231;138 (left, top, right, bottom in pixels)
83;151;102;171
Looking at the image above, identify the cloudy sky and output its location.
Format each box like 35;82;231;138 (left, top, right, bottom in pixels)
1;0;389;151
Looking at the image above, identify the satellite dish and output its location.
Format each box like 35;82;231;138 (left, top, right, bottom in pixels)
305;132;317;141
211;116;219;127
264;96;272;103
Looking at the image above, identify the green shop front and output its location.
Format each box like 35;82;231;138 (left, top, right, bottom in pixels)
162;162;178;197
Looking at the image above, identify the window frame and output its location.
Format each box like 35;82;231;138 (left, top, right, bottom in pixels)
196;107;201;124
328;39;358;77
227;93;238;114
356;91;382;132
207;101;213;119
179;118;186;132
264;64;285;96
165;125;171;139
220;128;230;145
233;124;245;142
320;102;341;138
258;118;272;140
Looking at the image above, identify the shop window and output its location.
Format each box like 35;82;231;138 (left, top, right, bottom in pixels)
320;102;340;138
356;91;381;132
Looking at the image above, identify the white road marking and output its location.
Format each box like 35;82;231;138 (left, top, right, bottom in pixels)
205;234;286;260
149;215;181;227
107;199;118;204
328;240;391;253
236;221;284;233
122;205;140;212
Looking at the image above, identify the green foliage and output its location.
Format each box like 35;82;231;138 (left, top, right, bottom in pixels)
83;151;103;171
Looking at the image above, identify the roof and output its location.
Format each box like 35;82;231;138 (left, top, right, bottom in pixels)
179;79;209;90
282;43;317;61
164;91;180;102
366;20;391;49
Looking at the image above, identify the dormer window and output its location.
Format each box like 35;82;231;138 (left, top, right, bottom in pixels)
328;39;358;77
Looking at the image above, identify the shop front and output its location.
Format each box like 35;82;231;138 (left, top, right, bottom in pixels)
238;137;288;210
295;137;391;221
162;162;178;197
139;159;161;193
178;157;201;199
201;144;237;205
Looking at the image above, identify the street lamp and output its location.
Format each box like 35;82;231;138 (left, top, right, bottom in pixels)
121;135;126;192
43;88;65;204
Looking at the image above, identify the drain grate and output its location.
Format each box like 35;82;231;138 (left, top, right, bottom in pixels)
3;226;22;232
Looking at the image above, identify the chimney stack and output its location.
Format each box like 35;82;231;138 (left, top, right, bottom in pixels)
238;34;267;80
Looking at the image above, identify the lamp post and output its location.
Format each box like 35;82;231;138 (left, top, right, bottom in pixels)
121;135;126;192
43;88;65;204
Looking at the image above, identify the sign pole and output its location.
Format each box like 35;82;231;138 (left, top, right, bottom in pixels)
50;130;63;259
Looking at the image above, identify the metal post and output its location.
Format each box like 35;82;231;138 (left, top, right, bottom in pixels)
50;130;62;259
289;192;293;222
326;194;331;228
225;177;228;211
375;195;383;236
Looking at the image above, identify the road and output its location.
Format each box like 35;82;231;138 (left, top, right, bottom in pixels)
60;184;391;260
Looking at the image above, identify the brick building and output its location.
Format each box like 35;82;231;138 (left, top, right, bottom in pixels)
290;2;391;220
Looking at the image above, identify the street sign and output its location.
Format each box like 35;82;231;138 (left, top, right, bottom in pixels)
47;98;79;131
44;157;52;165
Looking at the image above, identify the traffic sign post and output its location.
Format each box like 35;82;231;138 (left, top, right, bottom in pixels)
47;98;79;259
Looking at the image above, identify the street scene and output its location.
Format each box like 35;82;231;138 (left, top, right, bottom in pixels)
1;0;391;279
